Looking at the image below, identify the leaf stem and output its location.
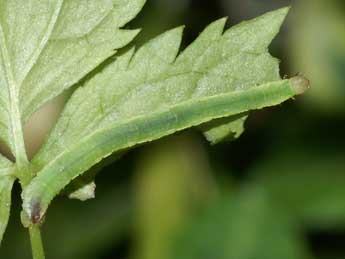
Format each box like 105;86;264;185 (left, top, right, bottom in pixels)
29;225;45;259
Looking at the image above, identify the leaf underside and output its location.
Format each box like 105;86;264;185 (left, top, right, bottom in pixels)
0;0;145;155
19;7;300;222
33;9;286;168
0;1;301;230
0;0;145;239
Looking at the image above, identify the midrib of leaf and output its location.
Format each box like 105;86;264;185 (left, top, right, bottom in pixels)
0;24;27;166
0;0;64;170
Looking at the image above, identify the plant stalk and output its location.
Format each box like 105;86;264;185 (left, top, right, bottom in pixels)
6;90;45;259
2;20;45;259
29;225;45;259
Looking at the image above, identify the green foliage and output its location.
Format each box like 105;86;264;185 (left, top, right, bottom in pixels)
22;7;301;223
0;0;143;158
0;1;307;258
0;154;14;243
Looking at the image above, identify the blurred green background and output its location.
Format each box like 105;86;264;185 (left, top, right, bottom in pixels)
1;0;345;258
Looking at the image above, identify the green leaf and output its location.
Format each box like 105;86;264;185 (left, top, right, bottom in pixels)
22;7;309;222
0;0;144;155
67;182;96;202
200;114;248;144
33;7;290;169
0;154;14;245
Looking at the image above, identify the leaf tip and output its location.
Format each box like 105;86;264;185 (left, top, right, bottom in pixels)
274;6;291;19
174;25;186;35
263;6;291;31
